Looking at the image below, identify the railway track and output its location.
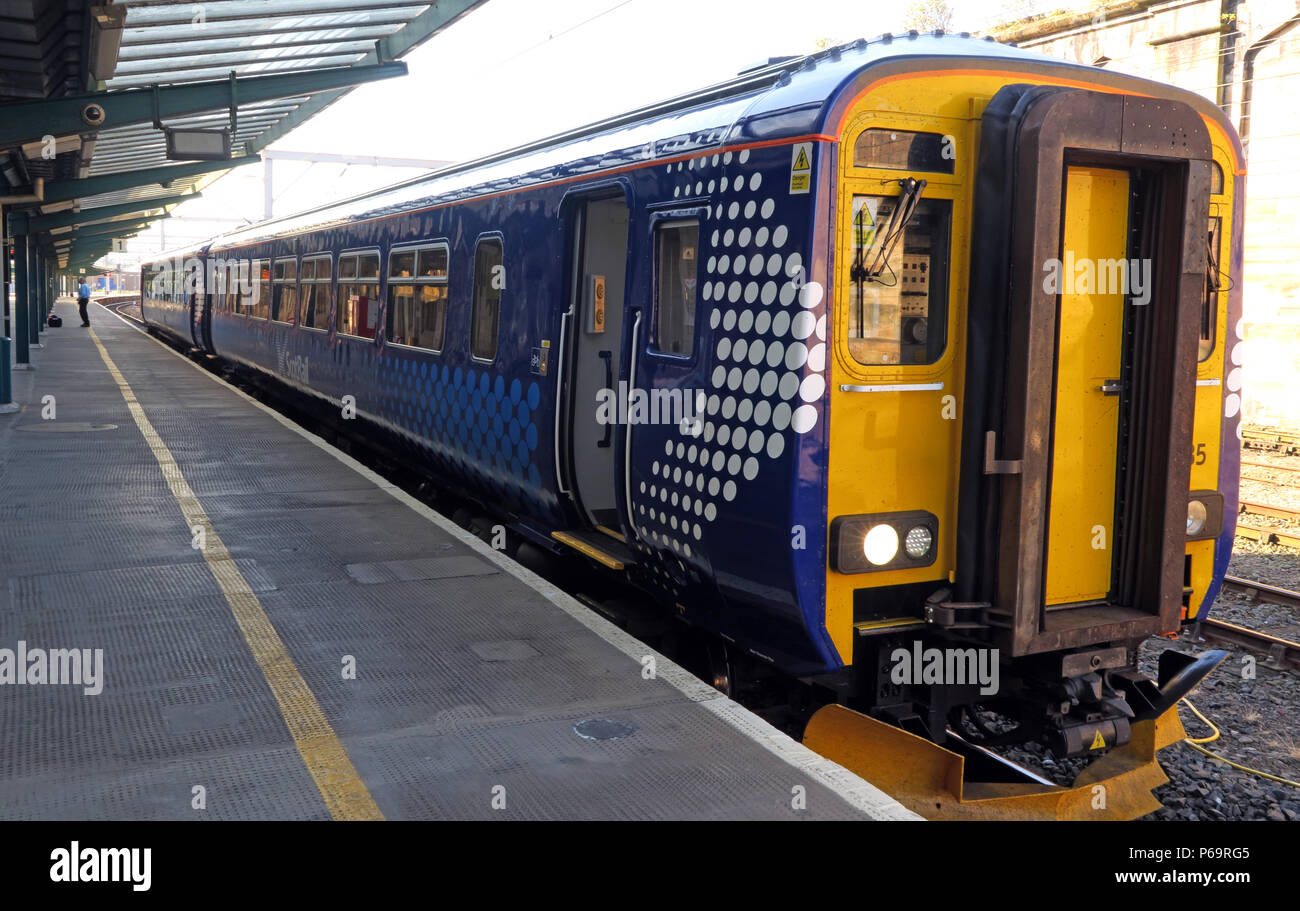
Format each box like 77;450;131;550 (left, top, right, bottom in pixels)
1204;577;1300;672
1240;500;1300;523
1241;460;1300;492
1199;617;1300;672
1243;459;1300;476
1236;496;1300;548
1235;522;1300;548
1221;575;1300;610
1242;427;1300;455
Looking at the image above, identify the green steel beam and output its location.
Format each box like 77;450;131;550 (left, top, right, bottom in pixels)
0;62;408;147
67;214;170;239
9;193;198;234
67;251;115;265
37;156;259;205
244;2;478;154
378;0;486;60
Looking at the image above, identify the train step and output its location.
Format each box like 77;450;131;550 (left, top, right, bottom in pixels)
551;528;638;570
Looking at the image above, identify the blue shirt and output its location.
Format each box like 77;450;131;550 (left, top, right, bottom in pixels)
78;282;90;299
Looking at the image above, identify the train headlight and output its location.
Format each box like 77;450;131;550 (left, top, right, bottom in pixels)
863;524;899;566
1185;491;1224;541
830;511;938;573
904;525;933;559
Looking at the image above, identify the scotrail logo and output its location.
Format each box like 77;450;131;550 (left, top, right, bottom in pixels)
0;641;103;695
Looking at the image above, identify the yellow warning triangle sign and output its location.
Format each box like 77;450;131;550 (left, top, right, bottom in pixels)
1089;730;1107;750
793;147;811;170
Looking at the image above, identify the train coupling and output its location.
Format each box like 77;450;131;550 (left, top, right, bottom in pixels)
1040;646;1228;758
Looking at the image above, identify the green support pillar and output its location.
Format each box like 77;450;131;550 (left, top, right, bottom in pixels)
37;256;46;335
13;234;29;366
26;241;40;350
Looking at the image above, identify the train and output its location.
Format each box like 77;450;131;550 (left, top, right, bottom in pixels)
142;31;1244;815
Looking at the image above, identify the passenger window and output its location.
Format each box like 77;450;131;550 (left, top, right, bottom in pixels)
298;256;332;330
249;259;271;320
387;245;448;352
233;260;252;316
211;262;226;312
854;129;955;175
272;258;297;324
847;194;952;366
653;219;699;356
337;252;379;339
1201;216;1222;362
470;239;503;361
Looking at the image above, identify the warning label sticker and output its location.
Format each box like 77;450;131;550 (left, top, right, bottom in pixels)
789;142;812;194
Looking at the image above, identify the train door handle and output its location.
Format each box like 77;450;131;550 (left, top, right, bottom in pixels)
598;350;612;448
1100;379;1122;396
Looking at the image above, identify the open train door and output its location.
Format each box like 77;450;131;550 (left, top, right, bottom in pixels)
955;85;1213;660
548;189;644;570
189;260;210;351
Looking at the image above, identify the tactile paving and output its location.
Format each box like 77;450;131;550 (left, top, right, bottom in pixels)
0;302;911;820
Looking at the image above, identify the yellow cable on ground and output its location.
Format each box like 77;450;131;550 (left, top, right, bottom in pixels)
1180;697;1300;789
1180;697;1220;744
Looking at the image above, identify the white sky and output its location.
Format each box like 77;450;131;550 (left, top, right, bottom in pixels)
124;0;1071;258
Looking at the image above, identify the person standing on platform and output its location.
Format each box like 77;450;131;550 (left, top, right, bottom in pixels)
77;279;91;327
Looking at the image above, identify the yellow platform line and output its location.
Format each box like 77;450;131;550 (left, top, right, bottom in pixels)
88;329;383;821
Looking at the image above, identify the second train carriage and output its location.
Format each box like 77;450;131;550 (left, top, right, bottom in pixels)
142;32;1244;780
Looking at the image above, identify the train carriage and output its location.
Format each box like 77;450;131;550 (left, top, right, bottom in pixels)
142;31;1244;817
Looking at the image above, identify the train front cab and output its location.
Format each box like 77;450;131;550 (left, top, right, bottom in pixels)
808;65;1242;819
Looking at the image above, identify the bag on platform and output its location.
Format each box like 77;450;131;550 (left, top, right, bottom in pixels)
47;314;62;328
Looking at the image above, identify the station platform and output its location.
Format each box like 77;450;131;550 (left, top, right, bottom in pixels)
0;299;916;821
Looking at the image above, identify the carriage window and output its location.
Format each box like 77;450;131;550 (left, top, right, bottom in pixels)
853;129;954;174
211;261;226;312
337;252;379;339
470;239;503;361
847;194;952;366
1209;161;1224;196
299;255;332;330
247;260;271;320
418;247;448;278
1201;216;1222;362
653;219;698;356
272;258;297;324
387;245;448;352
232;260;252;316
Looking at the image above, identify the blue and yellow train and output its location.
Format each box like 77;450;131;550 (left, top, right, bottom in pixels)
143;32;1244;817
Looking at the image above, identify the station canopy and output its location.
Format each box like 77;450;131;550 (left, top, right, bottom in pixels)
1;0;486;271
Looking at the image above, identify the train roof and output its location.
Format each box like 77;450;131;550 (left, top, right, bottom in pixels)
200;31;1236;255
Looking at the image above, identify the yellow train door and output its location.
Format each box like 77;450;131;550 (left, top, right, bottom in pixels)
1044;166;1129;605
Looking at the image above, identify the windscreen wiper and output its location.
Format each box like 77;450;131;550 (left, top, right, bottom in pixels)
864;177;927;280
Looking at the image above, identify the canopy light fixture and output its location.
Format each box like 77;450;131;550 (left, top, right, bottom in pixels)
164;128;231;161
154;74;237;161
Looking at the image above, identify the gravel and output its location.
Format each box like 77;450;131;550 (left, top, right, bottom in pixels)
1139;444;1297;820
